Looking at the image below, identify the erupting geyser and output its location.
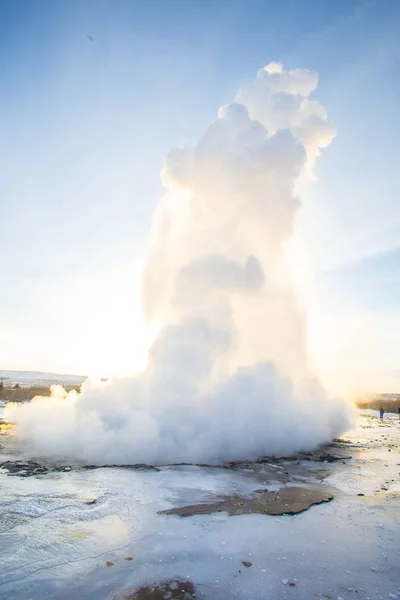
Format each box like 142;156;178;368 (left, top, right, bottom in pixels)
6;63;354;465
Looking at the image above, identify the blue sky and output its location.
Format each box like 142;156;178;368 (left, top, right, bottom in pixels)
1;0;399;394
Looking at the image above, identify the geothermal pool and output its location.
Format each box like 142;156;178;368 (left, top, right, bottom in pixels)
0;411;399;600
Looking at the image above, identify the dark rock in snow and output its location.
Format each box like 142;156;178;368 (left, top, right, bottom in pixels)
0;460;49;476
113;579;196;600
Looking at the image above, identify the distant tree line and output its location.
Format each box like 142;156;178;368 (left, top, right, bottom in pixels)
357;397;400;414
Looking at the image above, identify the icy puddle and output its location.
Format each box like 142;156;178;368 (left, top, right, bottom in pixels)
0;411;399;600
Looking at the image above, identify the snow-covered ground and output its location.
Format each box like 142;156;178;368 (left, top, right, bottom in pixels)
0;370;86;388
0;410;399;600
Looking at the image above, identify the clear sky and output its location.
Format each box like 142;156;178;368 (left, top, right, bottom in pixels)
1;0;399;395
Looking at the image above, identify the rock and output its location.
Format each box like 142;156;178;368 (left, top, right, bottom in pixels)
113;580;196;600
242;561;252;567
0;460;49;477
105;561;114;567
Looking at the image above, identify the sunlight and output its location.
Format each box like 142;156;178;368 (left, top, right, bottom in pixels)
38;264;153;377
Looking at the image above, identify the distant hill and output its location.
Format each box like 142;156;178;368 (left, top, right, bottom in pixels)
0;370;87;388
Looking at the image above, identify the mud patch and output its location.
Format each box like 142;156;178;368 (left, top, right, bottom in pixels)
159;486;334;517
114;580;196;600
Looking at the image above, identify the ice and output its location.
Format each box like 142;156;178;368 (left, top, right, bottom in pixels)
0;410;399;600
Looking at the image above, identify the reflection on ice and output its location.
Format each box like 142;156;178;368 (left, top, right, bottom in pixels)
0;411;399;600
0;465;264;593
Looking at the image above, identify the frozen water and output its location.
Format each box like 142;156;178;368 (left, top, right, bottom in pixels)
0;410;399;600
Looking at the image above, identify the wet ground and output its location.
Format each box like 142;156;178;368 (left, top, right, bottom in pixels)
158;485;334;517
0;410;399;600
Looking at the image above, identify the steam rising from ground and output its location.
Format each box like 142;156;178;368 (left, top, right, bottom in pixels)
6;63;354;465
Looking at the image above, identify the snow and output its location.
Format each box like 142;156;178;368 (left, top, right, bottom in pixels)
0;370;86;387
0;410;399;600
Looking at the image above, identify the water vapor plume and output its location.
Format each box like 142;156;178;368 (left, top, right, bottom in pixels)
6;63;353;465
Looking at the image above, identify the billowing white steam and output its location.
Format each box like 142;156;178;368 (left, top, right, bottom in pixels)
6;63;353;465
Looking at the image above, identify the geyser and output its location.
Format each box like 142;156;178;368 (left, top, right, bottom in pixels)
6;62;353;465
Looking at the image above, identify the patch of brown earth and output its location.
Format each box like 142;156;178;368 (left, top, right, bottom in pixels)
363;491;400;506
0;422;13;433
159;486;334;518
114;579;196;600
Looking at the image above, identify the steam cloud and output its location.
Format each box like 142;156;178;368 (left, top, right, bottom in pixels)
6;63;353;465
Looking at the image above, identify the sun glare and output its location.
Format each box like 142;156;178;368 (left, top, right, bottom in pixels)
36;264;153;378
